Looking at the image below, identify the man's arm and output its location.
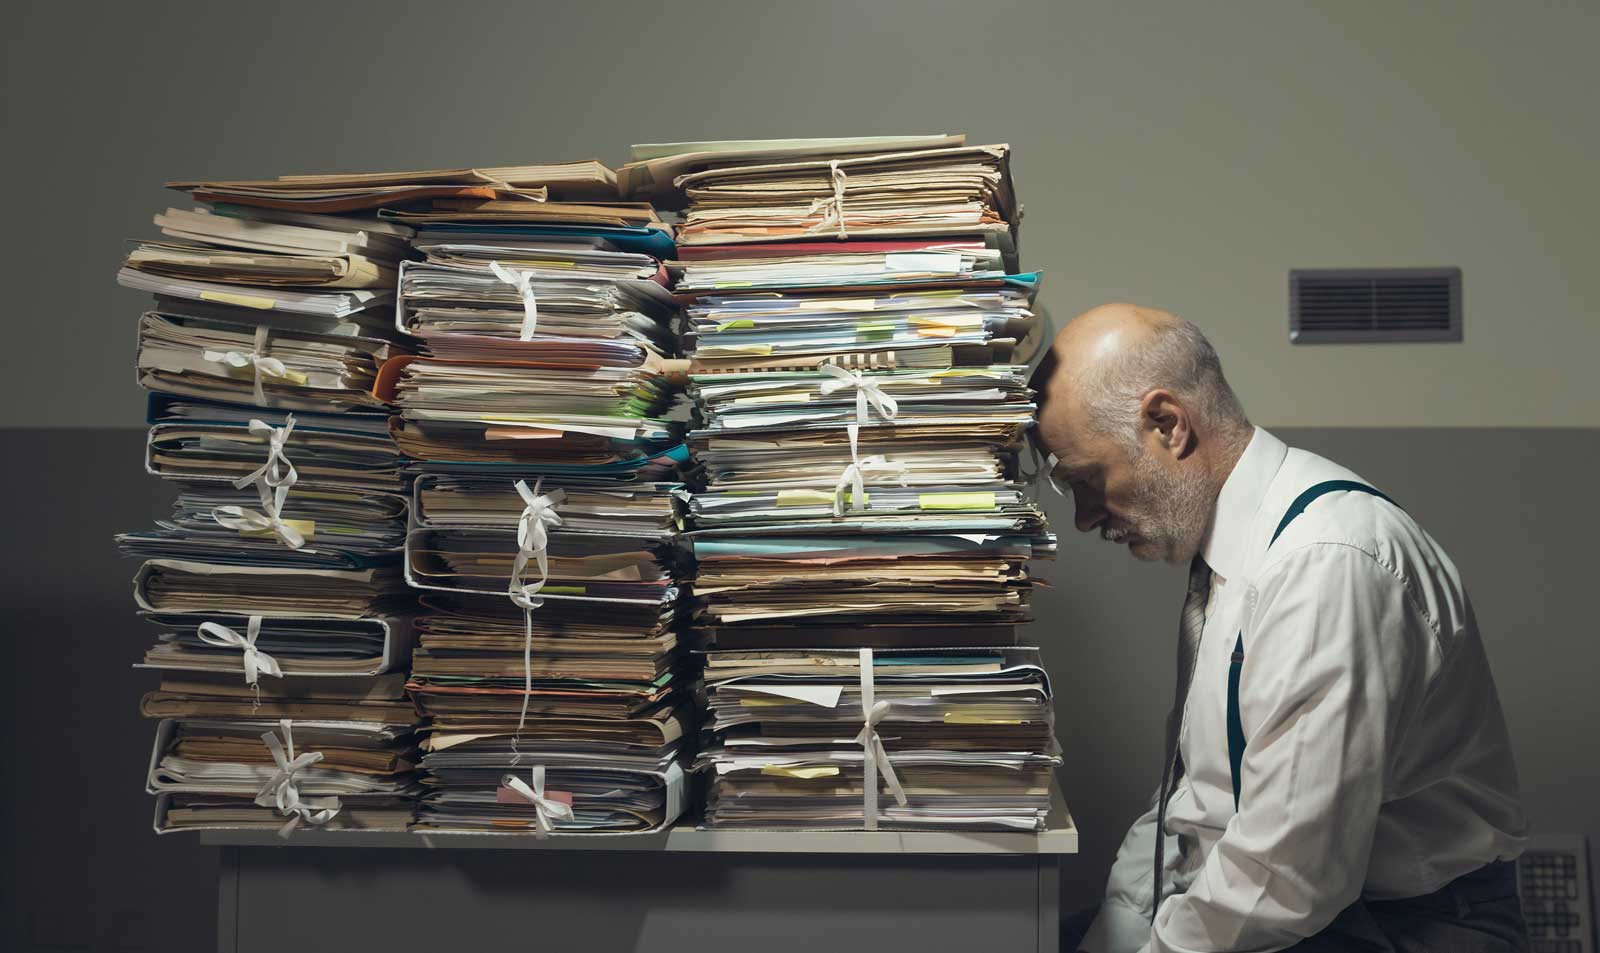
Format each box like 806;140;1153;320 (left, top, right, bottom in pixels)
1079;795;1161;953
1149;543;1427;953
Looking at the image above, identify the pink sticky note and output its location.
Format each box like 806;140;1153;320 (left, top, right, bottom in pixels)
496;785;574;807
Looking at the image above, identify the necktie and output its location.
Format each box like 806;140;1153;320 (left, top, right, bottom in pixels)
1151;553;1213;922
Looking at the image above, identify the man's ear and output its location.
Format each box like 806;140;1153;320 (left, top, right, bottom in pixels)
1139;388;1196;460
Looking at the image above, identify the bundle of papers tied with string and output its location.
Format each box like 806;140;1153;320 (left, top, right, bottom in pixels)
695;647;1059;831
372;186;695;835
632;134;1062;832
665;144;1020;269
147;715;422;834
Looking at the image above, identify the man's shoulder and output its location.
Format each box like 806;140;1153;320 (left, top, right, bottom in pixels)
1258;446;1466;635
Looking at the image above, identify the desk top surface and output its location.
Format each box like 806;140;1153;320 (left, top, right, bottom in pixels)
199;784;1079;855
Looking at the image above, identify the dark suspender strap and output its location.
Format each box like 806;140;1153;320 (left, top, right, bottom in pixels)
1270;480;1398;547
1230;479;1399;811
1227;633;1246;811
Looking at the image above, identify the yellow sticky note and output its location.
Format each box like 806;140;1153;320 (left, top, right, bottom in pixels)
915;326;957;338
910;314;983;329
223;364;308;386
542;585;587;596
200;290;275;310
733;391;809;406
716;319;756;331
738;697;792;707
761;765;841;779
944;713;1024;725
777;488;853;507
699;344;773;357
856;322;895;333
814;298;877;312
918;491;997;510
240;518;315;540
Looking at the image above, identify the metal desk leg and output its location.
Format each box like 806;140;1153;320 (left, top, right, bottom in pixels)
1039;853;1061;953
217;846;239;953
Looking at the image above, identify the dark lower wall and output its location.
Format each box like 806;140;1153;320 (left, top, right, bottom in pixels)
3;427;1594;950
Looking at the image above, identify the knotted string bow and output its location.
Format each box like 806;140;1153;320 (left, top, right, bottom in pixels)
500;764;575;837
818;364;900;514
490;261;540;340
833;447;910;517
202;326;301;405
806;159;850;239
212;416;305;549
197;616;283;686
254;719;340;838
856;648;907;830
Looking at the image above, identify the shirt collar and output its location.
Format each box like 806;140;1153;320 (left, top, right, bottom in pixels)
1200;426;1287;583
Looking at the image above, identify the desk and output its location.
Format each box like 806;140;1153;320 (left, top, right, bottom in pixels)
203;786;1077;953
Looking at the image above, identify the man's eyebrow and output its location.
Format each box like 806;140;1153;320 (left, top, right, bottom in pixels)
1052;456;1098;480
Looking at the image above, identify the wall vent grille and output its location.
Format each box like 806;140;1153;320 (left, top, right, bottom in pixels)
1290;268;1461;343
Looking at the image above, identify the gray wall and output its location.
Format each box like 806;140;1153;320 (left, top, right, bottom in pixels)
5;1;1597;948
3;0;1598;428
3;427;1595;950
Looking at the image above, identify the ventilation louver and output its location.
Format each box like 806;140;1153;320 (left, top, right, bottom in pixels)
1290;268;1461;343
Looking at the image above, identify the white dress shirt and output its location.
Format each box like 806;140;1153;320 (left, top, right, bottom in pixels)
1081;427;1527;953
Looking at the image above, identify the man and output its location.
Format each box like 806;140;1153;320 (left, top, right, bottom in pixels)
1034;304;1529;952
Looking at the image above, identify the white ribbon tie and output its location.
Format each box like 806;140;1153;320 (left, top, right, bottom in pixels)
856;648;907;830
203;326;288;405
819;366;900;515
490;261;540;340
213;416;304;549
806;159;850;239
507;479;564;761
500;765;575;837
254;719;340;838
197;616;283;686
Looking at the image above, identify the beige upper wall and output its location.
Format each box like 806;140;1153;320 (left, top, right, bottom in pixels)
4;0;1594;427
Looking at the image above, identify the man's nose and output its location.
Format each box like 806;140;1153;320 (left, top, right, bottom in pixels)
1073;494;1106;534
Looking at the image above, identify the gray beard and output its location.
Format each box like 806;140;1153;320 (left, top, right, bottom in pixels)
1107;447;1214;565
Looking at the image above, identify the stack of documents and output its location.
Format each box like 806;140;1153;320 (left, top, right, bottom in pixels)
408;592;689;834
120;416;422;834
117;171;436;834
144;676;423;834
384;190;693;834
630;136;1061;829
694;648;1057;830
378;193;681;465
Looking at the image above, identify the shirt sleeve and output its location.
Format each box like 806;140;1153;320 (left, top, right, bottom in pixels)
1080;793;1160;953
1150;543;1427;953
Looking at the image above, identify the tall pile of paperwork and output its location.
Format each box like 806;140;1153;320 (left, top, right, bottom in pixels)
378;168;693;834
620;135;1062;830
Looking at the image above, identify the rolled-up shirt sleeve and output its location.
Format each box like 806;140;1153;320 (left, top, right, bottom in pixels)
1150;543;1426;953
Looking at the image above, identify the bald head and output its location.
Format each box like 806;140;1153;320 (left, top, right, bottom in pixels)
1031;303;1251;564
1035;302;1249;454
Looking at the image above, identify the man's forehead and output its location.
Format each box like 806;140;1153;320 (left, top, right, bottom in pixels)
1037;397;1118;469
1035;386;1089;450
